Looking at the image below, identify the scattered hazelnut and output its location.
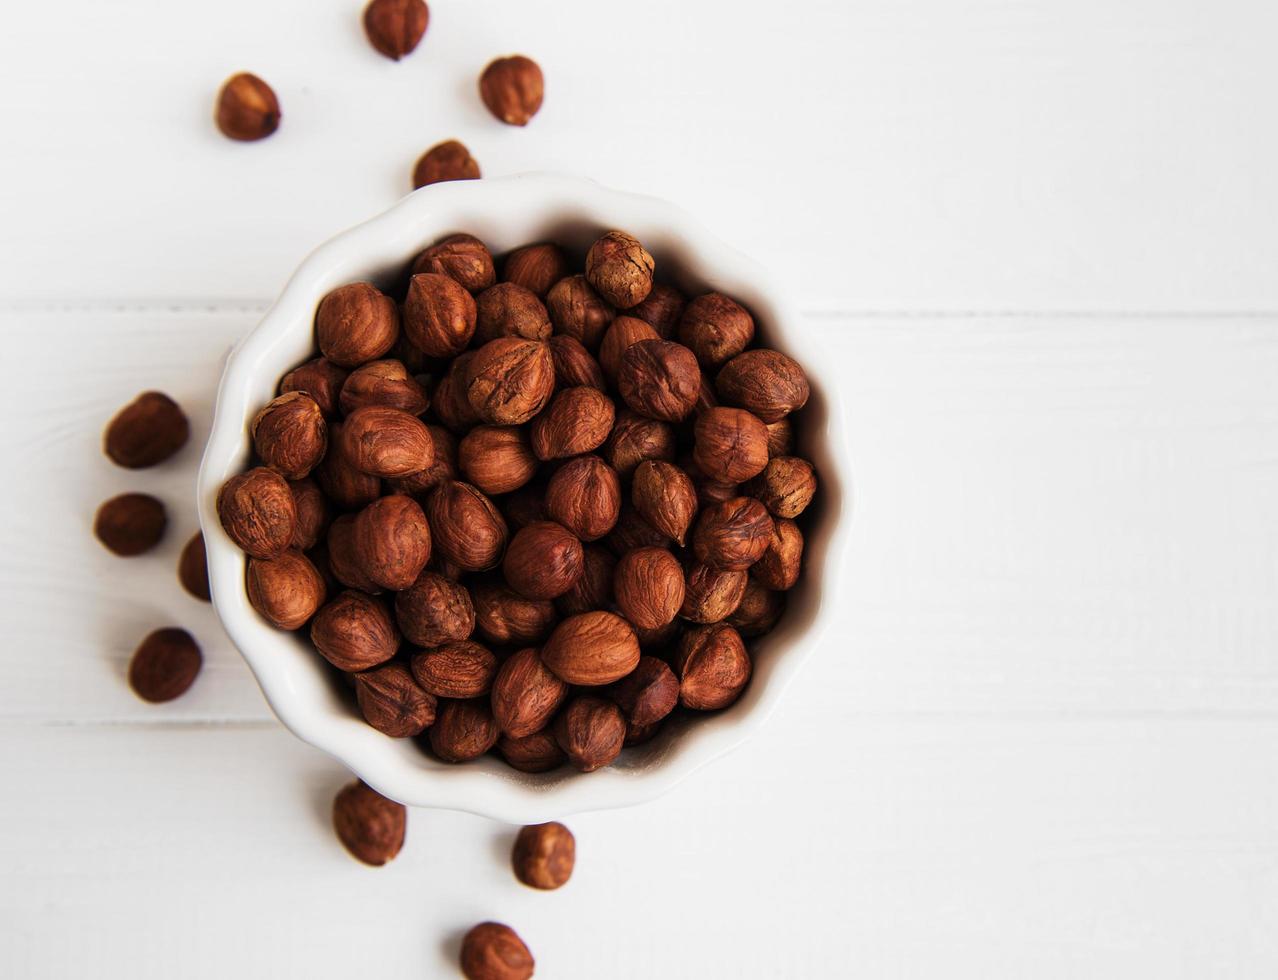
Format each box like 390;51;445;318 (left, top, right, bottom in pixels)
252;392;327;480
607;655;678;727
288;477;331;550
246;548;327;629
546;274;613;350
498;730;566;773
675;623;751;710
341;405;434;478
413;139;480;188
586;231;654;308
503;521;584;600
716;348;811;422
431;352;482;433
604;505;671;557
310;590;399;672
464;337;555;425
679;562;747;623
362;0;429;60
425;481;508;571
403;272;478;358
503;243;566;298
479;55;544;126
548;334;607;391
411;234;495;293
429;698;500;762
352;493;432;590
598;315;659;383
395;571;475;647
355;663;436;737
128;627;202;703
693;406;770;483
491;647;569;738
459;425;538;495
556;544;615;616
94;493;167;556
460;922;535;980
530;386;616;460
411;640;499;698
339;359;429;417
512;821;575;890
691;496;772;571
332;780;405;866
746;456;817;518
103;391;189;469
178;532;211;601
728;578;786;637
315;282;400;368
554;695;626;772
625;283;685;338
541;611;639;686
614;547;684;631
752;517;804;591
618;339;700;421
280;357;349;419
315;422;382;510
475;282;551;343
217;466;297;559
215;72;280;141
632;459;698;545
544;454;621;541
387;424;458;495
473;584;557;646
604;409;676;477
765;418;794;457
678;292;755;368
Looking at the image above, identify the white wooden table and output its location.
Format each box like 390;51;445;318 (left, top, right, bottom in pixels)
3;1;1277;976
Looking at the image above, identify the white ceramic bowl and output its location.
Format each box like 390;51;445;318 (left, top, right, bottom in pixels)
197;173;850;823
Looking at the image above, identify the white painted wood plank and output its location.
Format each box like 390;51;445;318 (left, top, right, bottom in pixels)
2;0;1278;310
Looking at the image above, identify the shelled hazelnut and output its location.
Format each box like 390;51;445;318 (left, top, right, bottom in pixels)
252;392;327;480
215;73;280;142
354;663;436;738
316;282;399;367
332;780;405;866
246;549;327;629
288;477;331;550
546;275;613;350
479;55;544;127
128;628;202;703
492;647;569;738
512;821;575;890
747;456;817;518
586;231;654;308
464;337;554;425
554;695;626;772
472;584;557;646
497;730;565;773
310;590;399;671
395;571;474;647
178;532;211;601
411;235;494;293
104;391;189;469
459;425;538;495
675;623;751;710
429;698;500;762
425;481;508;570
692;496;773;571
632;460;697;545
503;243;566;298
412;140;480;189
475;282;552;343
281;358;348;418
530;386;615;459
94;493;167;556
716;348;811;422
362;0;429;61
548;334;607;390
678;292;755;368
544;454;621;541
503;521;584;600
460;922;535;980
339;360;429;417
613;547;684;631
626;283;685;338
412;640;499;698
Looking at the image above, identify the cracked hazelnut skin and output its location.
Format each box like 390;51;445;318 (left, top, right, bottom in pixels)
104;391;190;469
479;55;544;126
614;547;685;630
413;139;480;188
716;348;811;423
339;360;429;416
252;392;327;480
604;409;677;477
625;283;686;338
411;234;494;292
217;466;297;559
128;628;202;703
425;481;508;571
512;821;575;890
352;493;431;590
491;647;569;738
548;334;607;391
316;283;400;368
498;730;565;773
475;282;552;343
430;353;482;433
280;357;349;419
544;454;621;542
503;243;566;298
333;781;405;866
215;72;280;141
557;544;615;616
341;405;434;478
680;562;747;623
94;493;167;556
363;0;428;60
472;584;557;646
503;521;584;600
288;477;331;550
403;272;478;358
554;695;626;772
310;590;400;672
729;578;786;637
531;386;615;460
586;231;654;309
675;623;752;710
692;496;773;571
460;922;535;980
464;337;555;425
458;425;538;495
541;610;640;686
599;315;659;383
428;698;500;762
315;423;382;510
678;292;755;368
753;517;804;591
618;339;701;422
411;640;499;698
246;548;327;630
693;406;770;484
355;663;436;738
178;532;211;601
632;459;698;546
387;424;458;495
546;274;614;350
607;655;679;727
746;456;817;518
395;571;474;647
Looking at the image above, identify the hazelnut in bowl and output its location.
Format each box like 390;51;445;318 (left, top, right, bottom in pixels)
197;174;849;823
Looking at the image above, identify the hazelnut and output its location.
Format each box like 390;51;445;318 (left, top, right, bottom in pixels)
458;425;538;495
178;532;211;601
395;571;475;647
411;640;498;698
530;386;616;460
632;459;698;545
679;562;747;623
766;418;794;457
544;455;621;541
403;272;478;358
217;466;297;559
503;521;584;600
604;506;671;557
464;337;555;425
473;584;557;646
94;493;167;556
128;628;202;703
618;339;700;422
546;274;614;350
429;698;500;762
475;282;552;343
431;352;482;433
675;624;751;710
411;234;494;292
548;334;607;391
362;0;428;60
607;655;678;727
554;695;626;772
316;282;400;368
625;717;664;747
103;391;189;469
716;348;811;422
246;548;327;629
214;72;280;141
678;292;755;368
332;780;405;866
633;616;681;650
604;409;676;477
460;922;535;980
599;315;659;383
353;494;432;590
586;231;654;308
512;821;575;890
614;547;684;630
387;424;458;494
326;516;380;593
728;578;786;637
692;406;770;483
557;544;615;616
625;283;685;338
413;139;480;188
752;518;804;591
500;482;549;531
746;456;817;518
339;360;429;416
541;610;639;685
341;405;434;478
425;481;508;571
503;243;566;298
288;477;331;550
497;730;565;773
315;423;382;510
491;647;569;738
354;663;436;737
310;590;399;672
695;371;719;414
479;55;544;126
691;496;772;571
252;392;327;480
280;357;349;418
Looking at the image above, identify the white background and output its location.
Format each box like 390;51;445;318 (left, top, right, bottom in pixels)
2;1;1278;977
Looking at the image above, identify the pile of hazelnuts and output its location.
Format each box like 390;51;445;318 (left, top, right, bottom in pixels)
215;228;817;775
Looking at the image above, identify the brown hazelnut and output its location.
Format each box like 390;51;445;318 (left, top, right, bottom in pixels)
363;0;428;60
395;571;474;647
548;334;607;390
554;695;626;772
746;456;817;518
500;482;549;531
604;409;676;477
215;72;280;141
94;493;167;556
497;730;565;773
387;424;458;494
675;623;751;710
530;386;615;460
103;391;189;469
624;717;664;747
429;698;500;762
503;521;584;600
332;780;405;866
473;584;557;646
541;611;639;686
678;292;755;368
546;275;614;350
316;282;400;368
691;496;772;571
728;578;786;637
458;425;538;495
695;371;719;414
632;460;698;545
491;647;568;738
315;423;382;509
352;494;431;590
411;641;498;698
716;348;811;423
752;517;804;591
599;315;659;383
403;272;478;357
557;544;615;616
614;547;684;631
475;282;552;343
679;562;747;623
310;590;400;672
246;548;327;629
412;139;480;188
625;283;685;338
325;516;380;593
411;233;494;292
355;663;436;737
464;337;555;425
512;821;575;890
431;352;482;433
341;405;434;478
128;628;202;703
618;339;700;422
607;655;679;727
460;922;534;980
178;532;211;601
586;231;654;308
280;357;349;418
544;455;621;541
503;243;566;298
692;406;769;483
479;55;544;126
217;466;297;559
339;360;429;416
288;477;331;550
604;506;670;557
766;418;794;457
633;616;681;650
252;392;327;480
425;481;508;571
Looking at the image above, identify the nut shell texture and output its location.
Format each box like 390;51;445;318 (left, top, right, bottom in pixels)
425;481;508;571
586;231;654;308
479;55;544;126
460;922;535;980
332;781;405;866
217;467;297;559
512;822;575;890
310;590;399;672
541;610;639;686
464;338;555;425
